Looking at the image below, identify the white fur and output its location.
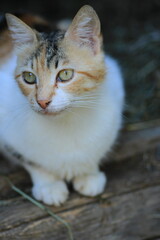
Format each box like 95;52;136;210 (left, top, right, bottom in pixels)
0;54;124;205
29;167;69;206
73;171;106;196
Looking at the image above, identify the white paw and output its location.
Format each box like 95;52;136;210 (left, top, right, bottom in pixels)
32;181;69;206
73;172;107;197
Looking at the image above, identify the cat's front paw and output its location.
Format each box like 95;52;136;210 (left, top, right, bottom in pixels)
73;171;107;197
32;181;69;206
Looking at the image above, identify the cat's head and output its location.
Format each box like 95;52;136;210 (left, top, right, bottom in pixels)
6;5;106;115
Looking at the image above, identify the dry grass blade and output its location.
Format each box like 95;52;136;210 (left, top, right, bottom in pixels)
0;174;74;240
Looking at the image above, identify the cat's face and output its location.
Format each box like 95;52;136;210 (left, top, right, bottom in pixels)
6;5;105;115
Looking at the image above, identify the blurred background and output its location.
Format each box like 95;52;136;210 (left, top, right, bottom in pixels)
1;0;160;127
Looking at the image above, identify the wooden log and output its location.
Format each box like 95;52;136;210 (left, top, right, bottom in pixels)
1;185;159;240
0;151;160;240
112;126;160;161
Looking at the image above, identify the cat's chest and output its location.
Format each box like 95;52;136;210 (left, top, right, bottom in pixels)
1;112;101;179
1;111;96;162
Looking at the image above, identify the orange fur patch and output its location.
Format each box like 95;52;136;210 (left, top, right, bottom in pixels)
77;71;99;81
0;30;13;64
15;74;21;79
20;14;49;28
64;76;98;94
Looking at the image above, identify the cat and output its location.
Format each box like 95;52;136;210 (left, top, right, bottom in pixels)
0;5;124;206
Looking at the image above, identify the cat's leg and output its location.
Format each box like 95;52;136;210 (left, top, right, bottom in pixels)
73;170;107;197
26;166;69;206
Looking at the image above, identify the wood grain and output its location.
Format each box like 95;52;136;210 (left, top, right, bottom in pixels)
112;126;160;161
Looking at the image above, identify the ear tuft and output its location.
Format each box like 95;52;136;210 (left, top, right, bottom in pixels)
6;13;37;48
65;5;101;54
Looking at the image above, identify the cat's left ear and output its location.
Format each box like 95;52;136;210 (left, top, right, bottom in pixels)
6;14;37;49
65;5;101;55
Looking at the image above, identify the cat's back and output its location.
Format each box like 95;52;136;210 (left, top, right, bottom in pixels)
104;55;124;103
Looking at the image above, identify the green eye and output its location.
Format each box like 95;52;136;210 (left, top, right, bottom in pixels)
22;72;37;84
57;69;74;82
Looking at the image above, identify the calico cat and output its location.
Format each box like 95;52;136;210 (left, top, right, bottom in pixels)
0;5;124;206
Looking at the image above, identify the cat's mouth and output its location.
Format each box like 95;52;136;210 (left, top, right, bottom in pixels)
35;108;68;116
43;110;63;116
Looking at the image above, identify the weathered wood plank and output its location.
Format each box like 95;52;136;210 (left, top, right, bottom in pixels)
0;185;159;240
113;126;160;161
0;150;160;240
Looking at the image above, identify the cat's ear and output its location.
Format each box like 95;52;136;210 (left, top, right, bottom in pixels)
65;5;101;55
5;14;37;48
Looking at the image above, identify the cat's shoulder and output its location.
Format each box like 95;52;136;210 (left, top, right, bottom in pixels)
105;55;122;77
104;55;124;99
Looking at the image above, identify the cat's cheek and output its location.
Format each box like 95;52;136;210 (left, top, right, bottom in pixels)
62;76;100;95
50;89;71;112
17;80;35;97
25;92;40;112
17;81;31;96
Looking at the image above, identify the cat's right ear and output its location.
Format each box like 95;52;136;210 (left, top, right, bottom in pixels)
5;14;37;49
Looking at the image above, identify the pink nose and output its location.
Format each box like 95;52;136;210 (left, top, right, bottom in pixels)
37;100;51;109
